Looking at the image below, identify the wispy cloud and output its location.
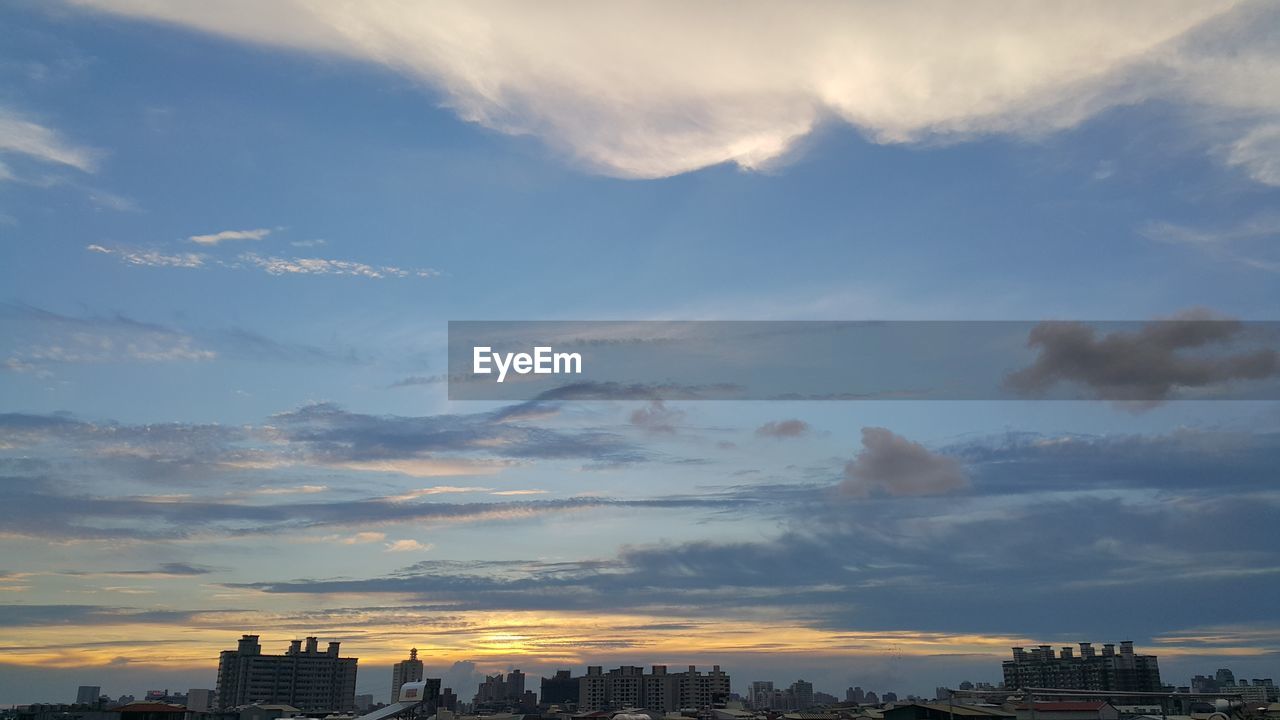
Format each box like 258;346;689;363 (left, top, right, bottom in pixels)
86;244;441;280
237;253;440;279
188;228;271;245
0;107;99;175
2;303;215;374
87;244;205;268
1143;214;1280;273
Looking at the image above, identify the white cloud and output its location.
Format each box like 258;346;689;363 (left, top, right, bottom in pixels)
384;539;432;552
189;228;271;245
69;0;1280;179
0;107;99;174
87;244;207;268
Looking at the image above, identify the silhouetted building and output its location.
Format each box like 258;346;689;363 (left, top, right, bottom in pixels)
76;688;102;706
1002;642;1161;693
440;688;458;712
391;649;424;703
541;671;579;707
215;635;358;713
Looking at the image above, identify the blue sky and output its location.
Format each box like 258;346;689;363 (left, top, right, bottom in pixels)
2;0;1280;707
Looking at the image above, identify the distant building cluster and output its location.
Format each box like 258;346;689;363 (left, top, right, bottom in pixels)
1188;669;1277;703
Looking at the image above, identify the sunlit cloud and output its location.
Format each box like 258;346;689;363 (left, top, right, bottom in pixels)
189;228;271;245
67;1;1280;180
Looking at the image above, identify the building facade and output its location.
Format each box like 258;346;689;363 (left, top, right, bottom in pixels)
215;635;358;713
1002;642;1161;693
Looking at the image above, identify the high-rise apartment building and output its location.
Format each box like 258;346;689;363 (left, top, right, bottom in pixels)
391;649;424;703
578;665;730;712
1002;641;1161;693
215;635;358;713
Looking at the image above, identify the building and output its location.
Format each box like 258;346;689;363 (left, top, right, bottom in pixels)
354;695;374;713
541;671;578;708
440;688;458;712
187;689;214;713
1002;642;1162;693
883;703;1015;720
1013;702;1120;720
474;672;525;709
76;688;103;706
391;649;424;704
117;703;188;720
749;682;775;709
215;635;358;713
789;681;814;711
576;665;730;713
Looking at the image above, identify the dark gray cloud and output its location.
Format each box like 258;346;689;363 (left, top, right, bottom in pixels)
273;401;641;463
1006;311;1280;402
0;604;201;627
840;427;969;498
755;419;811;438
226;486;1280;641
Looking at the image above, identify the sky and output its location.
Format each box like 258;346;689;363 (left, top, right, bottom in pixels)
2;0;1280;707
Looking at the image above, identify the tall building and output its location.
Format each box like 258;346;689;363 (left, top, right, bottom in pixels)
578;665;730;713
76;687;102;705
749;681;774;709
789;680;814;710
215;635;358;713
391;649;424;703
1002;642;1161;693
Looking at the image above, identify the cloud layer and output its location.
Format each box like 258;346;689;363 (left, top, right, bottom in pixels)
69;0;1280;179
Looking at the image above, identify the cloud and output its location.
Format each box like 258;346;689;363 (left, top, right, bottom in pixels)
1143;214;1280;272
1005;310;1280;402
1;303;216;372
385;539;432;552
1227;124;1280;186
628;400;684;434
0;107;99;175
66;1;1280;180
755;419;811;439
236;253;440;278
390;374;445;388
86;244;441;279
840;427;969;498
188;228;271;245
86;244;206;268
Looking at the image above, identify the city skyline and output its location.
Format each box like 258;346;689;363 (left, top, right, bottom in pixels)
3;0;1280;709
